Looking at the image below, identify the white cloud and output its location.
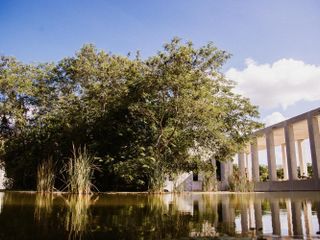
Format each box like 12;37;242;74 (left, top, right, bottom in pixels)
226;58;320;109
263;112;286;126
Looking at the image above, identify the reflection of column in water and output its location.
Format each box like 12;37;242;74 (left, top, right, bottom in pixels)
316;201;320;234
303;201;313;236
248;199;255;230
291;201;303;236
241;204;249;234
221;196;235;234
286;199;293;236
270;199;281;235
254;199;263;233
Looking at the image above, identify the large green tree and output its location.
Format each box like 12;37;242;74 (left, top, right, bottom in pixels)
0;39;261;191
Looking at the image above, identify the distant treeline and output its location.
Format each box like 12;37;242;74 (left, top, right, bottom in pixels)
0;38;261;191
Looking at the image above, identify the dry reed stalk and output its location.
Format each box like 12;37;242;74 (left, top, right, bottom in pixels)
37;157;55;193
65;145;98;194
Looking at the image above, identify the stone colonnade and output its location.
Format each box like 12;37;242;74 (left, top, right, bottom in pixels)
234;108;320;191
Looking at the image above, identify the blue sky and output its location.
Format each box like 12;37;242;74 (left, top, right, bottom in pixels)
1;0;320;121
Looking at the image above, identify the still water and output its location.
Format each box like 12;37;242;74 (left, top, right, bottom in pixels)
0;191;319;239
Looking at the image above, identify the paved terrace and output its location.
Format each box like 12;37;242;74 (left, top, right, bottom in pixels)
230;107;320;191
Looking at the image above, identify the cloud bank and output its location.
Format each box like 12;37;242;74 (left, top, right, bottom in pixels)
263;112;286;127
226;58;320;109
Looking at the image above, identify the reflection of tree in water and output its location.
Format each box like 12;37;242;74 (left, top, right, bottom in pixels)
87;194;195;239
64;194;98;240
88;194;223;239
189;195;219;237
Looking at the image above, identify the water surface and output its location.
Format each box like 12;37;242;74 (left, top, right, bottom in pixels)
0;191;319;239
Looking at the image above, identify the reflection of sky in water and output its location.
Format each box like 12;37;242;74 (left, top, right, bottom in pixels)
235;216;241;233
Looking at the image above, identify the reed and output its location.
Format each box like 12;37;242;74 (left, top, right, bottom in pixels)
37;157;55;193
228;170;253;192
65;145;98;194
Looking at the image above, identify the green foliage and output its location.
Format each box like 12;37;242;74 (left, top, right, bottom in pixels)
259;165;269;182
277;168;284;180
307;163;313;177
0;38;261;191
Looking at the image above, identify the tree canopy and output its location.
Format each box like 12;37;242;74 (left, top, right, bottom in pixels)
0;38;262;191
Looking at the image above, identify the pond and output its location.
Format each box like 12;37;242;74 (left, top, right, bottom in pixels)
0;191;319;239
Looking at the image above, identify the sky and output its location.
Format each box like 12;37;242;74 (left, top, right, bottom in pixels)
1;0;320;123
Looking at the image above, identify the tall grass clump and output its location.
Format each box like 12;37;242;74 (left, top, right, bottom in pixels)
65;145;98;194
228;169;254;192
37;157;55;193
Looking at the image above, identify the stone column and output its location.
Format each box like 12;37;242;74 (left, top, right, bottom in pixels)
297;139;307;177
211;158;216;168
251;139;260;182
281;143;289;180
238;152;246;178
246;153;252;180
228;160;233;178
220;162;226;182
221;161;230;190
266;130;277;181
307;113;320;180
284;123;298;180
271;200;281;235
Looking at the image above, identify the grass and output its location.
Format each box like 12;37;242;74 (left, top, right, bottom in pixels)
228;170;253;192
65;145;98;194
37;157;55;193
